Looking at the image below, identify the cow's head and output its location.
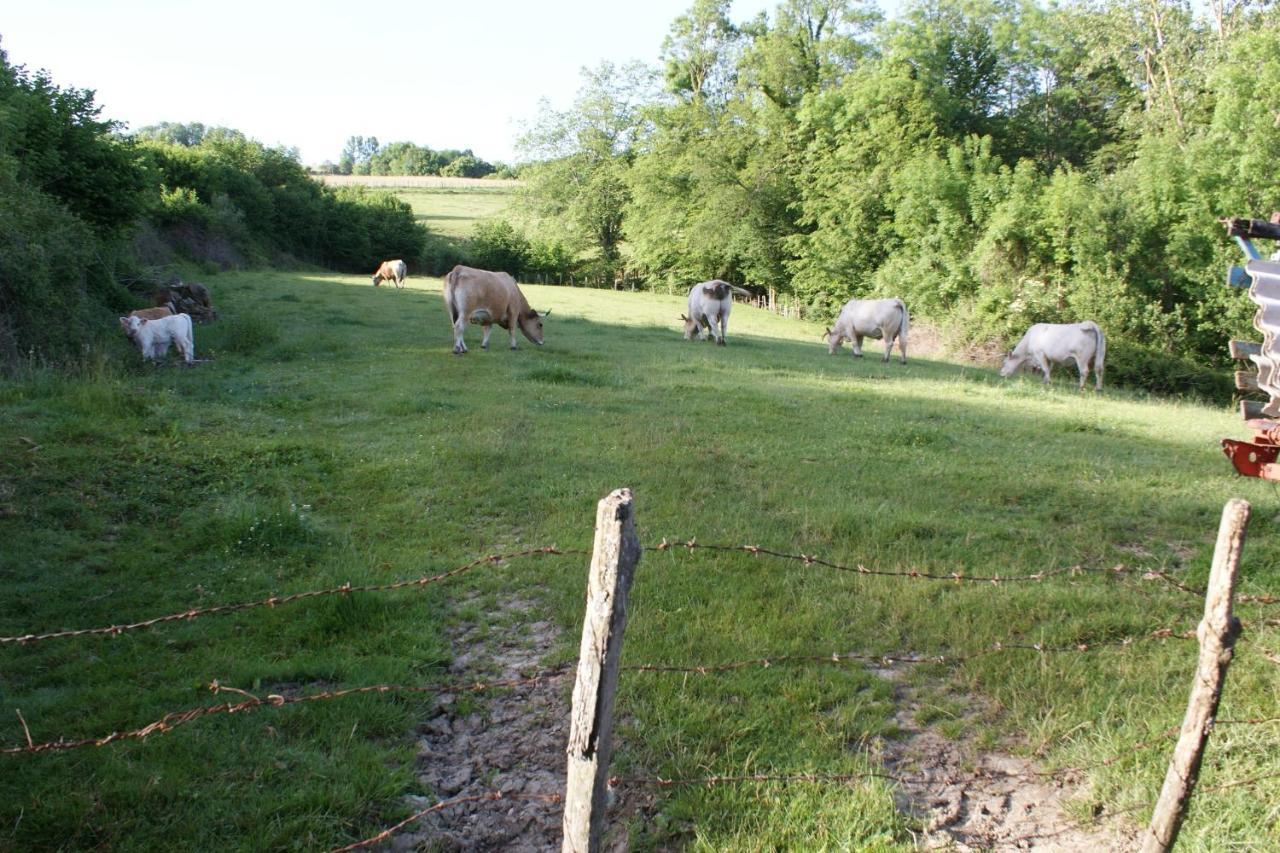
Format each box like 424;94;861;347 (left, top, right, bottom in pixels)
519;309;545;345
118;316;142;342
998;351;1023;377
824;327;845;355
681;313;699;340
370;273;381;287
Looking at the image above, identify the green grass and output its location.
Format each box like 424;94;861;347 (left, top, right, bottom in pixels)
391;186;515;239
2;270;1279;850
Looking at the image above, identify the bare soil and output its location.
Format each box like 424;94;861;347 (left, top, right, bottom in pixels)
872;664;1138;851
391;597;567;851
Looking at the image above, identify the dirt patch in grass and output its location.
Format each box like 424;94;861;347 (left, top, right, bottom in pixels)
872;664;1138;851
392;597;566;851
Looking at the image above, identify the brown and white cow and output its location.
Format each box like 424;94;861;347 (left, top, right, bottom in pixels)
442;265;546;354
129;306;174;322
372;259;408;289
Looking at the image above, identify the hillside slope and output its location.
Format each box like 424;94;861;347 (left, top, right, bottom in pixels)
1;271;1276;849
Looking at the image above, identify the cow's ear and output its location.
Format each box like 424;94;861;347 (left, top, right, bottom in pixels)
118;317;129;328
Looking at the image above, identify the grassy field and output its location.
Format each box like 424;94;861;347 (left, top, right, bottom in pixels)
387;185;515;240
2;271;1279;850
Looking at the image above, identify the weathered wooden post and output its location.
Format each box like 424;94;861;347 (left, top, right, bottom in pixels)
563;489;641;853
1141;498;1250;853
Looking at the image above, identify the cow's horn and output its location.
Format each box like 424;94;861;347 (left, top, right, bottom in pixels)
541;309;551;317
823;327;831;338
680;314;689;321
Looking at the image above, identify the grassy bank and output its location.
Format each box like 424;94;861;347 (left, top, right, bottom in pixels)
1;271;1277;849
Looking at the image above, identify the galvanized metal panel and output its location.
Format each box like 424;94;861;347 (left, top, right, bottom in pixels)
1245;258;1280;417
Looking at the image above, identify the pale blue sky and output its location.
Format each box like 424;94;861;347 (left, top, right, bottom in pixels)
3;0;793;166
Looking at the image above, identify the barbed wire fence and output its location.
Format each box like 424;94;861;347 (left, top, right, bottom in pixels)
0;491;1273;851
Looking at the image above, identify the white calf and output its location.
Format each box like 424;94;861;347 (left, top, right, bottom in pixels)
119;313;195;364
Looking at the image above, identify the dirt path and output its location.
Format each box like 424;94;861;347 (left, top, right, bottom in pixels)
872;664;1138;851
391;598;566;851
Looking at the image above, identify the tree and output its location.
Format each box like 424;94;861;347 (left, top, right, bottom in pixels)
517;61;659;280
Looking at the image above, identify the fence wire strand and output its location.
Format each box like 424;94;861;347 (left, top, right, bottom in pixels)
0;547;583;646
648;538;1208;594
1;666;574;756
330;790;564;853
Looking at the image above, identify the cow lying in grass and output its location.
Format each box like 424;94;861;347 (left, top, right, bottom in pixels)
119;312;195;364
999;321;1105;390
128;306;173;321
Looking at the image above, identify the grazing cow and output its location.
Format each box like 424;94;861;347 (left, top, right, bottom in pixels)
119;312;195;364
442;265;546;354
1000;321;1106;390
682;280;751;346
129;306;174;321
824;298;909;364
372;259;408;289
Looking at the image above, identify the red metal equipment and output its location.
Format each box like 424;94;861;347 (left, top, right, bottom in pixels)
1222;216;1280;481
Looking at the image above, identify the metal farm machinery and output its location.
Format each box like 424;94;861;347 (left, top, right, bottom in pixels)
1221;216;1280;481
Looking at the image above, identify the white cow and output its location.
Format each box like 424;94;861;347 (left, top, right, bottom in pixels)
442;265;546;354
372;259;408;289
682;280;750;346
999;321;1106;390
119;312;195;364
824;298;909;364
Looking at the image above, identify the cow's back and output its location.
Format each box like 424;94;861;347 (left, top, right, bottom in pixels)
447;265;519;318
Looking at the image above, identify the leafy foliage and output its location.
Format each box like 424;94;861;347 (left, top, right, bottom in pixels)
515;0;1280;394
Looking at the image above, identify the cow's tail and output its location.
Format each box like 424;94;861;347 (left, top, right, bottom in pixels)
896;299;909;343
443;266;460;324
728;284;753;298
1086;321;1105;387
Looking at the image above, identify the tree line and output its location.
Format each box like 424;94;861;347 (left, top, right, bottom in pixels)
313;136;513;179
512;0;1280;397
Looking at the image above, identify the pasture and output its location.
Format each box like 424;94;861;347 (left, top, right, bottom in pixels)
1;271;1278;850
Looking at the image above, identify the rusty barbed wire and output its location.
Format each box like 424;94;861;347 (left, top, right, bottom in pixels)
648;538;1207;594
330;789;564;853
0;665;574;756
622;630;1197;675
0;546;585;646
3;627;1203;757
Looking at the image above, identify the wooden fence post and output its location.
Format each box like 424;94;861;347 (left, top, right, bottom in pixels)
562;489;641;853
1141;498;1250;853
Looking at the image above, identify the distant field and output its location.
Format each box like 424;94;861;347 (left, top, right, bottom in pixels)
316;175;522;190
316;175;518;240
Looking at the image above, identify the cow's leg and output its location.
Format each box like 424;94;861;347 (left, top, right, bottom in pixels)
509;311;519;349
898;330;908;364
481;324;493;349
853;334;864;358
882;328;893;362
1036;353;1052;384
1074;355;1089;390
717;311;727;346
452;316;468;354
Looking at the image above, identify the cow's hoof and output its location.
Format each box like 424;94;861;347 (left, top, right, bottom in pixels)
717;339;726;347
481;343;488;350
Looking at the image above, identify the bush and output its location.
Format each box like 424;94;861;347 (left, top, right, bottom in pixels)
1102;339;1231;404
